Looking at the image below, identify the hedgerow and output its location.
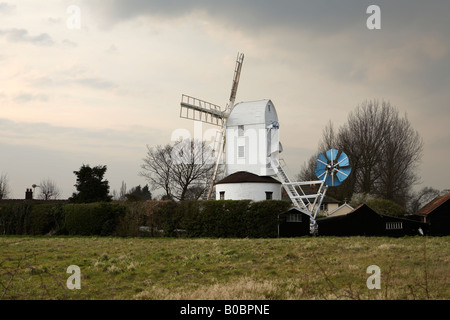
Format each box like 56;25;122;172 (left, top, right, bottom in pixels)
0;200;291;238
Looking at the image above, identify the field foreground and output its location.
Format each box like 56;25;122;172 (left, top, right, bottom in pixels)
0;236;449;300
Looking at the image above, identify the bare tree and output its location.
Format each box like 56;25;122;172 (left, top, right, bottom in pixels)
295;152;320;182
119;181;127;201
302;100;423;207
0;173;10;199
140;143;173;200
337;100;396;194
376;113;423;206
408;187;440;213
38;179;61;200
140;139;216;201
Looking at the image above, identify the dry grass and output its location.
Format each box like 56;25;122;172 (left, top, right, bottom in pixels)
0;236;449;300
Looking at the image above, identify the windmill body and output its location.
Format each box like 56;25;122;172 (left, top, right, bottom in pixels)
225;99;280;177
215;99;283;201
179;53;351;234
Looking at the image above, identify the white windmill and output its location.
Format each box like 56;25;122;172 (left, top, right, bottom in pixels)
179;53;352;233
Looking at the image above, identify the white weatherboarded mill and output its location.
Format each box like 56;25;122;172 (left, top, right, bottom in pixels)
179;53;351;233
215;99;283;201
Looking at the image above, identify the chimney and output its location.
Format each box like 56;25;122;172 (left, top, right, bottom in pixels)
25;188;33;200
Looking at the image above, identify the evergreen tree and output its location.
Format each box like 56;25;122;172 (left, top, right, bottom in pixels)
69;164;112;203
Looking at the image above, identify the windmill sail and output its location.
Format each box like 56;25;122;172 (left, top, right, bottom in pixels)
180;95;224;127
226;52;244;114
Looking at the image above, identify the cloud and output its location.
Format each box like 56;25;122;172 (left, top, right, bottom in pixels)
85;0;367;33
62;39;78;47
0;118;162;157
0;28;54;46
13;93;49;103
0;2;15;14
84;0;450;40
30;72;118;92
74;77;117;90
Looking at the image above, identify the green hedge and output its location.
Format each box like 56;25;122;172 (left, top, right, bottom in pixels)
28;204;65;235
0;203;33;235
0;203;64;235
151;200;291;238
0;200;291;238
64;203;126;236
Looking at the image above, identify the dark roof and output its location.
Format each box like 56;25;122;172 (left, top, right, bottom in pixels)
317;204;380;222
282;207;312;216
416;193;450;216
318;203;422;223
215;171;281;185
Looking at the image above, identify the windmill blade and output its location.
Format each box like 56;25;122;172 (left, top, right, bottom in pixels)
180;94;224;126
227;52;244;114
315;168;327;180
336;151;350;167
326;149;339;163
325;173;341;187
336;166;352;182
317;153;328;169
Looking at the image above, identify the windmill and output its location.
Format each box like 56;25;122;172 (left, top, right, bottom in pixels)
179;53;352;234
180;52;245;199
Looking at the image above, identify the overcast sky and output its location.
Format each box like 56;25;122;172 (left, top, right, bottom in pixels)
1;0;449;199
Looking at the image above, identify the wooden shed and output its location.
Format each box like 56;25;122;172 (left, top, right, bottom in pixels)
413;194;450;236
278;207;311;237
317;204;425;237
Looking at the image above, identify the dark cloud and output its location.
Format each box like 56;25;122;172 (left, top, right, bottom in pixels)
86;0;369;34
84;0;450;37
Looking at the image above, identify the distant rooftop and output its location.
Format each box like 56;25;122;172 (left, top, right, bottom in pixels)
416;193;450;216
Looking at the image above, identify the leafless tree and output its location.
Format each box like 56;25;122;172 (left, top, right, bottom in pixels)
140;139;216;201
140;143;173;200
300;100;423;207
376;112;423;206
295;151;320;182
119;181;127;201
337;100;397;195
38;179;61;200
408;187;440;213
0;173;10;199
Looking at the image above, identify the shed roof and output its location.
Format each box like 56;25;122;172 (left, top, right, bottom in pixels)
215;171;281;185
327;202;354;217
416;193;450;216
317;204;381;222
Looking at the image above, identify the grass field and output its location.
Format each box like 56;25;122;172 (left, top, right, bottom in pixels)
0;236;449;300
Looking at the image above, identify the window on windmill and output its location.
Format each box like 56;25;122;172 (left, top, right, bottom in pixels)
320;203;328;211
265;191;273;200
238;125;244;137
238;145;245;158
220;191;225;200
